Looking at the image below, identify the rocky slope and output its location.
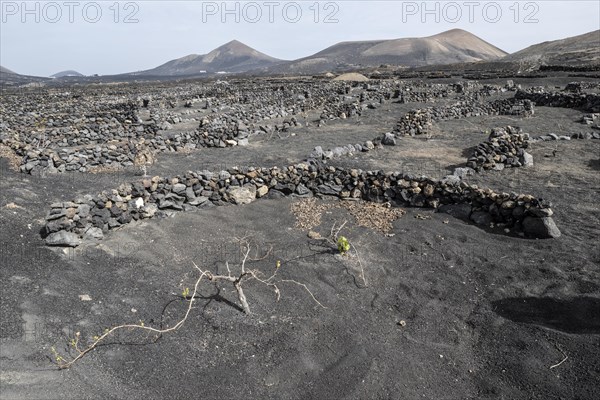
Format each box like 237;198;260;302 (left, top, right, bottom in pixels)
502;30;600;66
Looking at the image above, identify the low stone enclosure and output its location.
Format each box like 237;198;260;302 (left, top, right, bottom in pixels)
10;82;597;246
4;83;599;175
466;126;532;172
392;97;535;137
307;97;537;162
43;162;561;248
308;92;600;163
515;89;600;112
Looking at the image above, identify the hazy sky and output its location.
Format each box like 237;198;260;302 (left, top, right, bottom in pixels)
1;0;599;76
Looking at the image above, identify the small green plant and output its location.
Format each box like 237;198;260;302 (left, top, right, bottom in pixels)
337;236;350;255
50;346;64;363
330;222;365;286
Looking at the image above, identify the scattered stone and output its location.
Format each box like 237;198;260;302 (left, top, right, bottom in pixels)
521;151;534;167
84;227;104;240
522;216;561;238
453;167;474;179
295;183;311;197
140;204;158;218
317;183;342;196
46;231;81;247
470;211;493;226
187;196;207;206
256;186;269;198
172;183;187;194
308;231;322;239
227;185;256;205
382;132;397;146
311;146;324;158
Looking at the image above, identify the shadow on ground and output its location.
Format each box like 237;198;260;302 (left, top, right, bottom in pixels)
492;296;600;335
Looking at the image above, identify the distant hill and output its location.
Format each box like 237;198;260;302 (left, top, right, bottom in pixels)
502;30;600;66
0;66;51;86
3;30;599;83
266;29;507;74
0;66;16;74
133;40;284;76
51;70;84;78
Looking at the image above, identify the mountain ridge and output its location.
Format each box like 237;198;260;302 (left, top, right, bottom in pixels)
133;40;284;76
265;29;509;74
502;30;600;66
2;29;599;82
0;66;16;74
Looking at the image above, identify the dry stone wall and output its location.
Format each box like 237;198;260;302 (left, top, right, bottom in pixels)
393;97;534;137
515;89;600;112
466;126;533;171
43;162;560;247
